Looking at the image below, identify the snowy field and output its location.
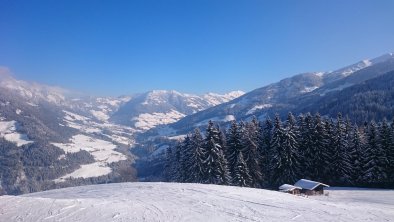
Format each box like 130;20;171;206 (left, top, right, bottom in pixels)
0;119;33;146
52;134;127;182
1;183;393;222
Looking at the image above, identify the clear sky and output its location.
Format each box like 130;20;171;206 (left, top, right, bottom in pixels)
1;0;394;96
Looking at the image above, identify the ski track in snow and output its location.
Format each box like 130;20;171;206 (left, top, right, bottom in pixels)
1;183;393;222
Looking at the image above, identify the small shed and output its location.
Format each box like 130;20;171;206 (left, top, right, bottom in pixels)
279;184;302;195
294;179;329;195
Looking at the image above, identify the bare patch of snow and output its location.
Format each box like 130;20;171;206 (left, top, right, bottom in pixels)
246;104;273;115
133;109;186;131
51;134;127;181
0;120;33;146
90;110;110;121
54;162;112;182
301;86;319;93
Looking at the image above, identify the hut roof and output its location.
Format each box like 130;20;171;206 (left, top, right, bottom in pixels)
279;184;302;192
294;179;329;190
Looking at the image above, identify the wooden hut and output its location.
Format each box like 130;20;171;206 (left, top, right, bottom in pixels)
279;184;302;195
294;179;329;195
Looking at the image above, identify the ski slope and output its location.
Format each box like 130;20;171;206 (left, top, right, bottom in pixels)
0;183;393;222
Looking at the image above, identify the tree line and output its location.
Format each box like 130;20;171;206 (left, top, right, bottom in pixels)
164;113;394;189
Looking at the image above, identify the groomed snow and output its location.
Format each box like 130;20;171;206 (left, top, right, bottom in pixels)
0;183;393;222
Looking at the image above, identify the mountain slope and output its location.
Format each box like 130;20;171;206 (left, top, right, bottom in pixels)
1;183;393;222
0;73;136;194
163;53;394;134
292;70;394;122
110;90;244;130
0;70;243;194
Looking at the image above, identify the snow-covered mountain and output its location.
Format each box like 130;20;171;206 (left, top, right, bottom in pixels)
110;90;244;131
161;53;394;135
0;72;137;194
0;69;243;194
1;182;393;222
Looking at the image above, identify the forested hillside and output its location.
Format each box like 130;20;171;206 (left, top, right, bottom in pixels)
165;114;394;188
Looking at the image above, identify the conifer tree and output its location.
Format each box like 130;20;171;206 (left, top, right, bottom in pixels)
226;121;244;182
270;114;299;187
389;119;394;184
379;119;392;183
310;113;329;181
349;125;364;184
164;146;174;182
323;119;336;183
363;121;387;185
242;120;262;187
189;128;206;183
260;117;273;187
331;113;352;185
179;135;194;182
203;121;230;185
233;152;252;187
298;113;314;178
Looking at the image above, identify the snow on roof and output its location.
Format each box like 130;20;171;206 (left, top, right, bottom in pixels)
294;179;329;190
279;184;302;192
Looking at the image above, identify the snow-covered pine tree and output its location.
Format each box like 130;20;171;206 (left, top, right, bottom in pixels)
310;113;330;182
331;113;352;185
233;151;252;187
242;119;262;187
379;119;392;184
282;113;300;183
270;114;300;187
349;125;364;184
260;117;273;187
323;118;336;183
203;121;230;185
389;119;394;184
172;143;183;182
164;146;174;182
226;121;244;183
179;135;193;182
189;128;206;183
269;115;284;187
363;121;387;186
298;113;314;179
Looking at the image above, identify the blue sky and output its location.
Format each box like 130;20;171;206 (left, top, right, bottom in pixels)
1;0;394;96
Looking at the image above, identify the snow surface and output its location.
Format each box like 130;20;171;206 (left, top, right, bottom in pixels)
0;183;393;222
0;120;33;146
